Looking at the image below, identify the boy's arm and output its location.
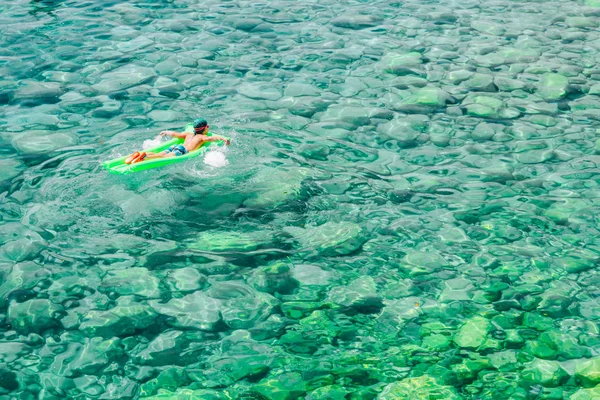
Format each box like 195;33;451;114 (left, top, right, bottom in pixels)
160;130;187;139
199;135;231;145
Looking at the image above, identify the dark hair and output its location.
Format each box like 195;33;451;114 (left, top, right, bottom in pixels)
193;118;208;129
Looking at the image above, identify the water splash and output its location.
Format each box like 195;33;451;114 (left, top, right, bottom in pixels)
204;150;229;168
142;136;162;150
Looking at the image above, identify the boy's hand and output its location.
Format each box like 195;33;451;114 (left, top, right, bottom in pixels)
225;139;231;145
159;131;169;137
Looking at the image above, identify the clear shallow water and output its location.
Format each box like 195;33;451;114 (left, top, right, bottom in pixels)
1;0;600;398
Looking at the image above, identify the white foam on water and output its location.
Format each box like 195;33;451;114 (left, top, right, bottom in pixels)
142;136;163;150
204;150;229;167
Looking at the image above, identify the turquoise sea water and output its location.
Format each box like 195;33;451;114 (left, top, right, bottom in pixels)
1;0;600;398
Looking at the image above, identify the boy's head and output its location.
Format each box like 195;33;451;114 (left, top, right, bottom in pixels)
193;118;208;134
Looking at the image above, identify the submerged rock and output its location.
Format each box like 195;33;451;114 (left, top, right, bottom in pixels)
538;73;569;101
66;337;123;376
0;158;24;182
394;86;455;113
102;267;161;298
453;316;491;349
378;375;460;399
204;330;275;384
284;221;366;257
332;15;382;29
188;230;274;253
247;262;299;294
306;385;349;400
237;82;282;101
328;276;383;313
150;291;222;331
575;357;600;387
11;132;76;154
92;65;156;93
463;95;518;119
7;299;64;333
244;167;309;209
377;115;429;146
206;281;278;329
401;250;449;276
80;297;158;337
254;372;306;400
522;359;569;387
12;81;64;106
133;330;192;366
380;52;424;76
571;386;600;400
164;268;207;293
138;367;191;398
0;236;46;262
139;388;226;400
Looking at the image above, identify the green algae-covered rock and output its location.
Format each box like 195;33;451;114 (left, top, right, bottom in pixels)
7;299;64;333
451;358;493;382
575;357;600;387
378;375;460;399
453;316;491;349
254;372;307;400
522;358;569;387
538;73;569;101
281;301;322;319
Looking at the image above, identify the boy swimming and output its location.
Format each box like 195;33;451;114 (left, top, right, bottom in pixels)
125;118;231;164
